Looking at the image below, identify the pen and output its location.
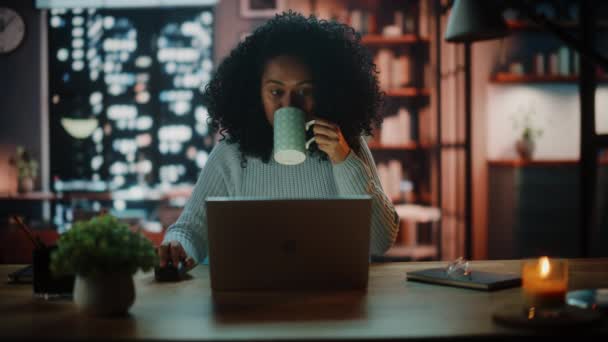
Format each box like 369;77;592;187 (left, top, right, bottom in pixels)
12;215;46;249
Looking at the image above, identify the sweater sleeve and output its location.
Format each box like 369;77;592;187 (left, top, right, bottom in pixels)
331;136;400;256
162;144;230;263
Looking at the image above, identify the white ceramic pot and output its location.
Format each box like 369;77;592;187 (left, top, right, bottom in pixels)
73;272;135;316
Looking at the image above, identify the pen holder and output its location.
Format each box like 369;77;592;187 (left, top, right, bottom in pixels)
33;246;74;299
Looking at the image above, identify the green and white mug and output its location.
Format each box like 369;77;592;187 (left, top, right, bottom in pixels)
273;107;316;165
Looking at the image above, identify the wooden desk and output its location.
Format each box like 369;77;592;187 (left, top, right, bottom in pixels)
1;259;607;341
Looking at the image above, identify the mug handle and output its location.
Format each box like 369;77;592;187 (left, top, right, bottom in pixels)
305;120;316;149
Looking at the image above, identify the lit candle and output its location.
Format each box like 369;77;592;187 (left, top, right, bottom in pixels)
522;257;568;309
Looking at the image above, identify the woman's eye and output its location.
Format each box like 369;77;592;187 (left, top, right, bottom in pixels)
270;89;283;96
298;88;313;97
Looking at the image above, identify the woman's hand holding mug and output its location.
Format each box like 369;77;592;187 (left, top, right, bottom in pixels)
311;118;351;164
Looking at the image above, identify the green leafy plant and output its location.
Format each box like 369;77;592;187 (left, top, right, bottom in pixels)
9;146;39;180
511;106;543;142
521;125;543;141
50;215;157;277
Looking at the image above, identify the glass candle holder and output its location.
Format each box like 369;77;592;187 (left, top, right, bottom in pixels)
522;257;568;310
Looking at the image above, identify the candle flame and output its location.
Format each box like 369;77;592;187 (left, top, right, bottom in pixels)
539;256;550;278
528;307;536;319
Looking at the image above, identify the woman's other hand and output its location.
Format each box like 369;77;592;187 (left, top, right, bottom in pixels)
157;240;196;269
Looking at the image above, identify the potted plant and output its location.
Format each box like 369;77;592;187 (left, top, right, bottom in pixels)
516;126;543;160
9;146;39;193
50;214;157;316
512;107;543;160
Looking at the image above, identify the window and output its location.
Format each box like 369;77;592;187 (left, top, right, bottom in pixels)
48;7;215;195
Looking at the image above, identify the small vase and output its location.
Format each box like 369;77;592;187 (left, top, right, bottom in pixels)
516;138;535;160
73;272;135;316
18;177;34;193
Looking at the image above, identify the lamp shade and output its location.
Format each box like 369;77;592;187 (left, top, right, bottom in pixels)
445;0;509;43
60;117;99;139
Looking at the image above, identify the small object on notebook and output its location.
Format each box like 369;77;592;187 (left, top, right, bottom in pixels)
446;257;472;279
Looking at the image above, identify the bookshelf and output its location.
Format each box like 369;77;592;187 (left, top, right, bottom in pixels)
329;0;438;261
492;1;608;85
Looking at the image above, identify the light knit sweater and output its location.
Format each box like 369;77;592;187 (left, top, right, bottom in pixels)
163;136;400;262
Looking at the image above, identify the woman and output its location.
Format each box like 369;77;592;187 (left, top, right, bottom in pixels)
159;11;400;268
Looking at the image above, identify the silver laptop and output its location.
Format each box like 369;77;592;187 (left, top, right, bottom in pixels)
205;196;372;292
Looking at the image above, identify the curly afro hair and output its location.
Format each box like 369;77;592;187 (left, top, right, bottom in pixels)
203;10;384;164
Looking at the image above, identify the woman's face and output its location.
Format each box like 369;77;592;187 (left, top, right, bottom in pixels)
260;55;315;126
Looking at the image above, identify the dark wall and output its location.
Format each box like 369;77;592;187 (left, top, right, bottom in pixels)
0;0;42;164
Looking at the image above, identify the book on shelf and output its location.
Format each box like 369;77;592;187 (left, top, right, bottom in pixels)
418;106;432;146
423;62;432;89
350;10;362;33
391;55;411;88
380;108;411;146
375;49;393;90
406;268;522;291
349;9;376;35
377;160;403;200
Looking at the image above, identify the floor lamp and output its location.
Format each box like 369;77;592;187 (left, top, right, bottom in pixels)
443;0;509;260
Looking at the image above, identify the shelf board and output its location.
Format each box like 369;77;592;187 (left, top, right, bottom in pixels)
368;142;419;151
361;34;427;45
506;19;608;31
369;141;434;150
0;192;57;201
384;244;438;261
0;188;196;202
388;192;433;206
490;73;608;84
488;158;608;167
385;88;430;97
390;195;403;203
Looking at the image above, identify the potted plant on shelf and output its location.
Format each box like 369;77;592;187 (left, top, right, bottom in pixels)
9;146;39;193
512;107;543;160
516;126;543;160
50;214;157;316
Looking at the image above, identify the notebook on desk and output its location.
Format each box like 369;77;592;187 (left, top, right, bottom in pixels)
406;268;521;291
205;196;372;292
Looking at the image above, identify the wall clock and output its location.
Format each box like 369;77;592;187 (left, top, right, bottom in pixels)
0;7;26;55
